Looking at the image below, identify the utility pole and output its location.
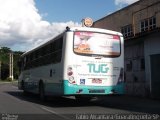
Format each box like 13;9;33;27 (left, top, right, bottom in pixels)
9;52;14;81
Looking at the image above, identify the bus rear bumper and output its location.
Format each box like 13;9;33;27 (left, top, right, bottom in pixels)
63;80;125;95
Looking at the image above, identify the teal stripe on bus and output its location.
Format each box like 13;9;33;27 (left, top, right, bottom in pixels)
63;80;125;95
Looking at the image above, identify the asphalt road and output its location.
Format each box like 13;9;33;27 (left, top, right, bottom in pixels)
0;83;160;120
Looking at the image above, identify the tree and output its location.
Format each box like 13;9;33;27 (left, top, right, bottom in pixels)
1;63;9;80
0;47;11;54
0;47;23;80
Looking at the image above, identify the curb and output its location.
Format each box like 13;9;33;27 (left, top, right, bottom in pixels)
0;81;18;84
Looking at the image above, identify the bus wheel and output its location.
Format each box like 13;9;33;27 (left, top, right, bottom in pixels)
21;80;28;95
39;82;46;102
21;80;25;90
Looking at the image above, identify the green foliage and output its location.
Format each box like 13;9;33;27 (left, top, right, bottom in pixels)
6;77;13;82
0;47;11;53
0;47;24;80
0;48;10;64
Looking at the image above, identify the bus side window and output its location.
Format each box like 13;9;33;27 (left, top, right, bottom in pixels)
54;40;59;51
23;57;27;70
52;39;57;50
17;59;23;71
55;37;63;62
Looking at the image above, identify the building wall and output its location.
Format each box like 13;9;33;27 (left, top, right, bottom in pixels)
144;32;160;98
124;40;146;96
94;0;160;34
93;0;160;97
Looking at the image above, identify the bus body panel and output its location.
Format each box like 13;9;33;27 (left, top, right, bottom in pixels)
19;63;64;95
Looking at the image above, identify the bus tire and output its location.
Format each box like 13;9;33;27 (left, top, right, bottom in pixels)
21;80;25;90
39;81;46;102
21;80;27;95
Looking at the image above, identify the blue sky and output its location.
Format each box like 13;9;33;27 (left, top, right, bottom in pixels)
35;0;117;23
0;0;139;51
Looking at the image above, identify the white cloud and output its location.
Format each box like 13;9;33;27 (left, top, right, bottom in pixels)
0;0;80;51
115;0;139;6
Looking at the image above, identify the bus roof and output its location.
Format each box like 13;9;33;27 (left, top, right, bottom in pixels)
70;27;123;36
21;27;123;57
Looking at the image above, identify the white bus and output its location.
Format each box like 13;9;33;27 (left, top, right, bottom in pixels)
18;27;125;101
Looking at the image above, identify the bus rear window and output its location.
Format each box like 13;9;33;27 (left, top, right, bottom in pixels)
73;31;121;57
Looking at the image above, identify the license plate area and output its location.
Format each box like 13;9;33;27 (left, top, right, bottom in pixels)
89;89;105;93
92;79;102;84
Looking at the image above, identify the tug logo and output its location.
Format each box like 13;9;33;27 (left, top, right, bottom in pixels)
87;64;109;73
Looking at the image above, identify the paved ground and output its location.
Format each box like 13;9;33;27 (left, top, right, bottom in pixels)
0;82;160;120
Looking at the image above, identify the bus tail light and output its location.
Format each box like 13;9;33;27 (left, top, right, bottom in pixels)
67;71;73;76
67;66;76;84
